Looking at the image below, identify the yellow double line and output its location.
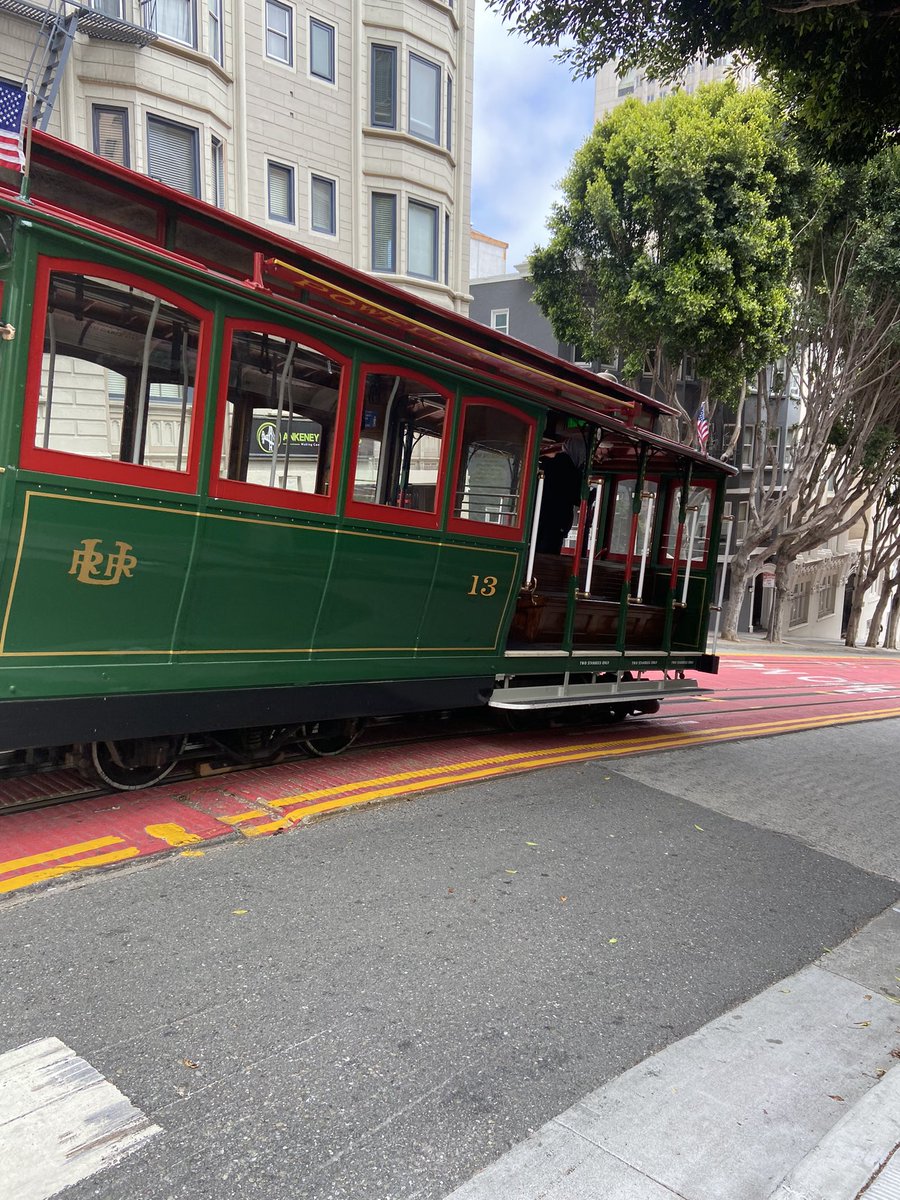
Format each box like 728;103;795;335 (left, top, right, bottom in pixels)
0;836;139;895
5;701;899;895
233;702;900;835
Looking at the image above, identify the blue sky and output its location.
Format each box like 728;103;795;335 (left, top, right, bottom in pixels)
471;0;596;271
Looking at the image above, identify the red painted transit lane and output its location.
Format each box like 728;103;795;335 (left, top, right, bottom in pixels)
2;652;899;898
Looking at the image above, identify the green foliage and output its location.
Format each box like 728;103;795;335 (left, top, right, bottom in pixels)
489;0;899;160
861;424;900;477
853;149;900;293
530;83;804;409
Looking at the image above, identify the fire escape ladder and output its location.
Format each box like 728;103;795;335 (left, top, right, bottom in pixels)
0;0;159;130
27;3;80;130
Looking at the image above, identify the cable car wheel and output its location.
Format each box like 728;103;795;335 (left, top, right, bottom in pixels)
299;718;361;757
494;707;553;732
86;736;185;791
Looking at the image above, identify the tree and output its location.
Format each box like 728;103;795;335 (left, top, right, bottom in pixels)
719;148;900;642
844;487;900;646
883;563;900;649
489;0;900;160
529;83;804;441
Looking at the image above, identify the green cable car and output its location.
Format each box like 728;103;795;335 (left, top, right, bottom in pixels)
0;133;734;789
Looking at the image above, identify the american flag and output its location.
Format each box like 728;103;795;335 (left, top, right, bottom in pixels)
0;83;27;173
696;401;710;453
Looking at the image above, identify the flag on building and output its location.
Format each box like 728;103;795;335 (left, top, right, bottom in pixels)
696;401;710;453
0;83;27;173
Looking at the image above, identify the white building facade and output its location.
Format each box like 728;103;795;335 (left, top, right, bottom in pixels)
0;0;474;310
594;55;754;122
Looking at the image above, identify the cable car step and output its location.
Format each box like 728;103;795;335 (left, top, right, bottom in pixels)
489;678;710;710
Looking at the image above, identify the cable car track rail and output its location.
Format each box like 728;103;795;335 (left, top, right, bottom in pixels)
3;683;900;818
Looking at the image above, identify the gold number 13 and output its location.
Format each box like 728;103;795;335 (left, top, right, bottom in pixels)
468;575;498;597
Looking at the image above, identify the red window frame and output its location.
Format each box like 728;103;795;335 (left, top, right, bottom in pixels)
20;257;211;495
343;363;453;532
209;317;351;516
659;479;715;568
446;396;536;542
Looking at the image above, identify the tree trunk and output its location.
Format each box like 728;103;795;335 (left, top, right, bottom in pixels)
720;544;756;641
844;575;870;647
866;580;892;647
766;553;793;643
885;583;900;649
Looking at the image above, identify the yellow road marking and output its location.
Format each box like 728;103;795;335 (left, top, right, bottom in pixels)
247;703;900;834
0;847;141;894
269;703;900;812
8;700;900;892
0;835;125;876
144;822;204;847
217;810;269;825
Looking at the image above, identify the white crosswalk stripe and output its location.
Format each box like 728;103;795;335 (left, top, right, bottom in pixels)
0;1036;160;1200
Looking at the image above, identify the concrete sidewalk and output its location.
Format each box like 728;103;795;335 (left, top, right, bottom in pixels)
713;630;900;659
444;904;900;1200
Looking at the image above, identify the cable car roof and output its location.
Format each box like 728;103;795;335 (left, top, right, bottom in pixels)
2;131;734;474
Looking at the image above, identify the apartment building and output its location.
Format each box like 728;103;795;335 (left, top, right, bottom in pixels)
594;55;754;121
0;0;474;310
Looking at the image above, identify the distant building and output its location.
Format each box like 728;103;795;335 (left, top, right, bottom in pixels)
469;264;570;356
594;55;755;122
469;229;508;280
0;0;475;310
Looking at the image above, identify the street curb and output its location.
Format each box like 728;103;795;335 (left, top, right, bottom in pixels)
767;1063;900;1200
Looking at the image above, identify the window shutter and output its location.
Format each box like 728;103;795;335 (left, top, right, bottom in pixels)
371;45;395;127
94;107;128;166
311;176;335;234
147;117;199;197
268;164;294;221
211;136;225;207
372;193;395;272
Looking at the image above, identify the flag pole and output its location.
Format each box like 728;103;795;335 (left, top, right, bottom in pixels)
19;88;35;201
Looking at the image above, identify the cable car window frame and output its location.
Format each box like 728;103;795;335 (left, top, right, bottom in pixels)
20;257;212;495
604;475;660;562
446;397;536;541
209;317;351;515
344;363;453;531
659;479;715;568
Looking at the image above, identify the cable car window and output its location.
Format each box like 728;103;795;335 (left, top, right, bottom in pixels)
451;401;531;529
608;478;658;557
219;328;342;498
661;484;711;562
350;371;448;514
34;271;201;474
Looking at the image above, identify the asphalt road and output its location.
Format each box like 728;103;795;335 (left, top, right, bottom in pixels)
1;718;898;1200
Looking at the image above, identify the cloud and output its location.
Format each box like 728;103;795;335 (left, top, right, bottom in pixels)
472;1;595;269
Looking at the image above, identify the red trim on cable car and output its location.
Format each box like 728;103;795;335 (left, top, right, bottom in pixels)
208;317;351;516
445;396;536;543
342;364;454;532
20;257;211;496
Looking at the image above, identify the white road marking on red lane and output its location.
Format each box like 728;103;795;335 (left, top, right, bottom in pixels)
0;1037;160;1200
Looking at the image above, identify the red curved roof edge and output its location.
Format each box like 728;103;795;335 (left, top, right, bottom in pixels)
4;131;735;478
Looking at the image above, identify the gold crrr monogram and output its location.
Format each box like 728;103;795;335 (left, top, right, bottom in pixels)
69;538;138;586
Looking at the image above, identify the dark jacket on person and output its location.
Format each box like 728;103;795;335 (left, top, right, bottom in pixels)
536;451;582;554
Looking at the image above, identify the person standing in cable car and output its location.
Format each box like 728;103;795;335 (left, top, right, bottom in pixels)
535;429;586;554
